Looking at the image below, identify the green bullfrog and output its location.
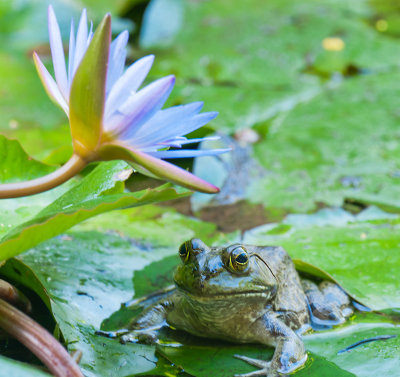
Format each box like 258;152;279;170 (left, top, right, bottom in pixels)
119;239;353;377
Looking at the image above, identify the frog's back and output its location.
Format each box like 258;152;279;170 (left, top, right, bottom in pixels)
247;245;310;329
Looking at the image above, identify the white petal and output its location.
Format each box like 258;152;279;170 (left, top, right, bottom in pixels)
72;9;88;76
33;52;68;115
87;21;93;46
47;5;68;100
160;136;220;147
106;30;129;95
105;55;154;120
68;18;75;87
149;148;230;158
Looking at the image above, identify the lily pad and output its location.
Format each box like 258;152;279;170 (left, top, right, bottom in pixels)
16;231;162;377
249;71;400;213
0;136;191;261
0;355;51;377
2;205;396;377
244;208;400;310
152;0;400;133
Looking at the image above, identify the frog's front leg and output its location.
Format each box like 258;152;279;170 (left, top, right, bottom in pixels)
120;299;174;344
235;312;306;377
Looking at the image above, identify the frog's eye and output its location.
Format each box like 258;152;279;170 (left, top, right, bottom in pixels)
178;241;190;263
229;246;249;272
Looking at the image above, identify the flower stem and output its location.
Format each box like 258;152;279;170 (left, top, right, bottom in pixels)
0;297;84;377
0;154;86;198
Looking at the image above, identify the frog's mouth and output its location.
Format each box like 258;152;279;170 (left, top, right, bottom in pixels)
174;281;272;301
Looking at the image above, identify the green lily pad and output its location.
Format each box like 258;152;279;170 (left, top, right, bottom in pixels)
100;239;398;377
0;136;75;238
0;137;191;261
244;209;400;310
0;51;64;135
0;135;55;183
2;204;396;376
73;204;233;247
152;0;400;133
0;355;51;377
249;71;400;213
16;231;162;377
0;174;190;262
304;320;400;376
157;345;356;377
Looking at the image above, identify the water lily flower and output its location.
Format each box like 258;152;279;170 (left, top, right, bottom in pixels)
0;6;228;198
37;6;230;192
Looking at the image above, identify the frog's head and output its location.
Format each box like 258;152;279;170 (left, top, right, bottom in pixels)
173;239;278;302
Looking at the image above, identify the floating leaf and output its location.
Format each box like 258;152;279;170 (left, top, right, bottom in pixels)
0;159;190;261
244;208;400;310
0;355;51;377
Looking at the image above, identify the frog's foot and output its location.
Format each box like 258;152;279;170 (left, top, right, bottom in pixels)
120;329;158;344
233;355;273;377
302;279;350;328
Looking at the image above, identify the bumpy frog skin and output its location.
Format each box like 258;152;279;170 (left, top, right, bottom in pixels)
120;239;353;377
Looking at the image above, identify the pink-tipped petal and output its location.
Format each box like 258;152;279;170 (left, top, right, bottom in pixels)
69;14;111;158
105;55;155;120
97;143;219;193
47;5;68;100
33;52;68;115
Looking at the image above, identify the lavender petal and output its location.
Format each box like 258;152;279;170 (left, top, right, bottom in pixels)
104;55;155;120
149;148;231;159
33;52;69;114
130;111;218;148
48;5;68;100
106;75;175;138
106;30;129;95
68;18;75;87
72;9;88;76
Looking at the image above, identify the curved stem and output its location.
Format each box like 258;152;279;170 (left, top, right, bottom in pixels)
0;279;31;313
0;154;86;199
0;298;84;377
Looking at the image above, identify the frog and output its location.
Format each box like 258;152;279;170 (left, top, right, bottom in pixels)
116;239;353;377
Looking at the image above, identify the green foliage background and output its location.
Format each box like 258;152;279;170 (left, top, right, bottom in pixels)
0;0;399;376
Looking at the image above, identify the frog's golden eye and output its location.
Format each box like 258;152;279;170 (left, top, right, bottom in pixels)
229;246;249;272
178;241;190;263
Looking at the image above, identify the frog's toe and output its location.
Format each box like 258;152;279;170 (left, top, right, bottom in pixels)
120;334;136;344
234;355;273;377
234;354;270;368
120;330;158;344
